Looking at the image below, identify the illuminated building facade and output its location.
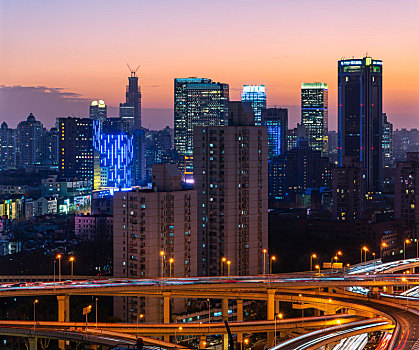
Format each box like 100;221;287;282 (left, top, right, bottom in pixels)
97;133;133;188
301;83;328;156
174;78;229;178
58;117;101;190
262;108;288;159
89;100;107;122
241;85;266;125
338;57;383;192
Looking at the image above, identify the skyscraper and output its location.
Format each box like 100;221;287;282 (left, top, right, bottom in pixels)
89;100;107;122
241;85;267;125
301;82;328;156
174;78;229;178
0;122;16;170
382;113;393;167
120;68;141;132
338;57;383;192
194;102;268;276
17;113;44;167
58;117;101;190
262;107;288;159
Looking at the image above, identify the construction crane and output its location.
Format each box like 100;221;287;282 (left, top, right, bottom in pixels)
127;64;140;77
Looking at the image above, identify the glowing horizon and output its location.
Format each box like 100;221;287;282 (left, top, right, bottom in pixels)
1;0;418;130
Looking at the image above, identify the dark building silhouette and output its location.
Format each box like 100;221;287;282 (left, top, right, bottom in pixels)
271;138;331;203
332;156;366;221
58;117;101;189
395;152;419;236
338;57;383;192
0;122;17;170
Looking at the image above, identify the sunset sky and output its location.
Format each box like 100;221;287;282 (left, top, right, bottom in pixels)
1;0;418;130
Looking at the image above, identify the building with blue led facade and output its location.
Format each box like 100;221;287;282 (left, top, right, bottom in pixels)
97;133;133;188
241;85;266;125
262;108;288;159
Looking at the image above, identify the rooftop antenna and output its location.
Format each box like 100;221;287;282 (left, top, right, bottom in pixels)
127;63;140;77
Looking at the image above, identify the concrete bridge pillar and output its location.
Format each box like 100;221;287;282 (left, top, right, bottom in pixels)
57;295;70;322
222;298;229;350
267;289;276;346
163;292;171;342
28;338;37;350
236;299;243;344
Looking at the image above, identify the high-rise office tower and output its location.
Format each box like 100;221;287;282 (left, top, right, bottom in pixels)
17;113;44;167
58;117;101;189
122;69;142;131
338;57;383;192
301;83;328;156
0;122;16;170
332;156;366;221
89;100;107;122
174;78;229;178
262;108;288;159
113;164;197;322
194;102;268;276
382;113;393;167
394;152;419;235
119;103;135;134
241;85;267;125
131;129;146;186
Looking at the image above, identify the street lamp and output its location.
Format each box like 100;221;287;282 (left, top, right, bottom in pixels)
33;299;38;330
380;242;387;260
95;298;98;328
263;249;267;275
207;298;211;323
56;254;62;282
227;260;231;276
160;251;165;277
274;313;283;346
270;256;276;275
402;277;408;292
243;338;249;350
310;254;317;272
331;256;338;274
221;257;226;276
69;256;75;278
361;247;368;263
315;265;321;276
404;239;411;260
169;258;174;277
175;326;183;343
136;313;144;338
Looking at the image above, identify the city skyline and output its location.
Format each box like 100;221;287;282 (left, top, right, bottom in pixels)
1;0;418;130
